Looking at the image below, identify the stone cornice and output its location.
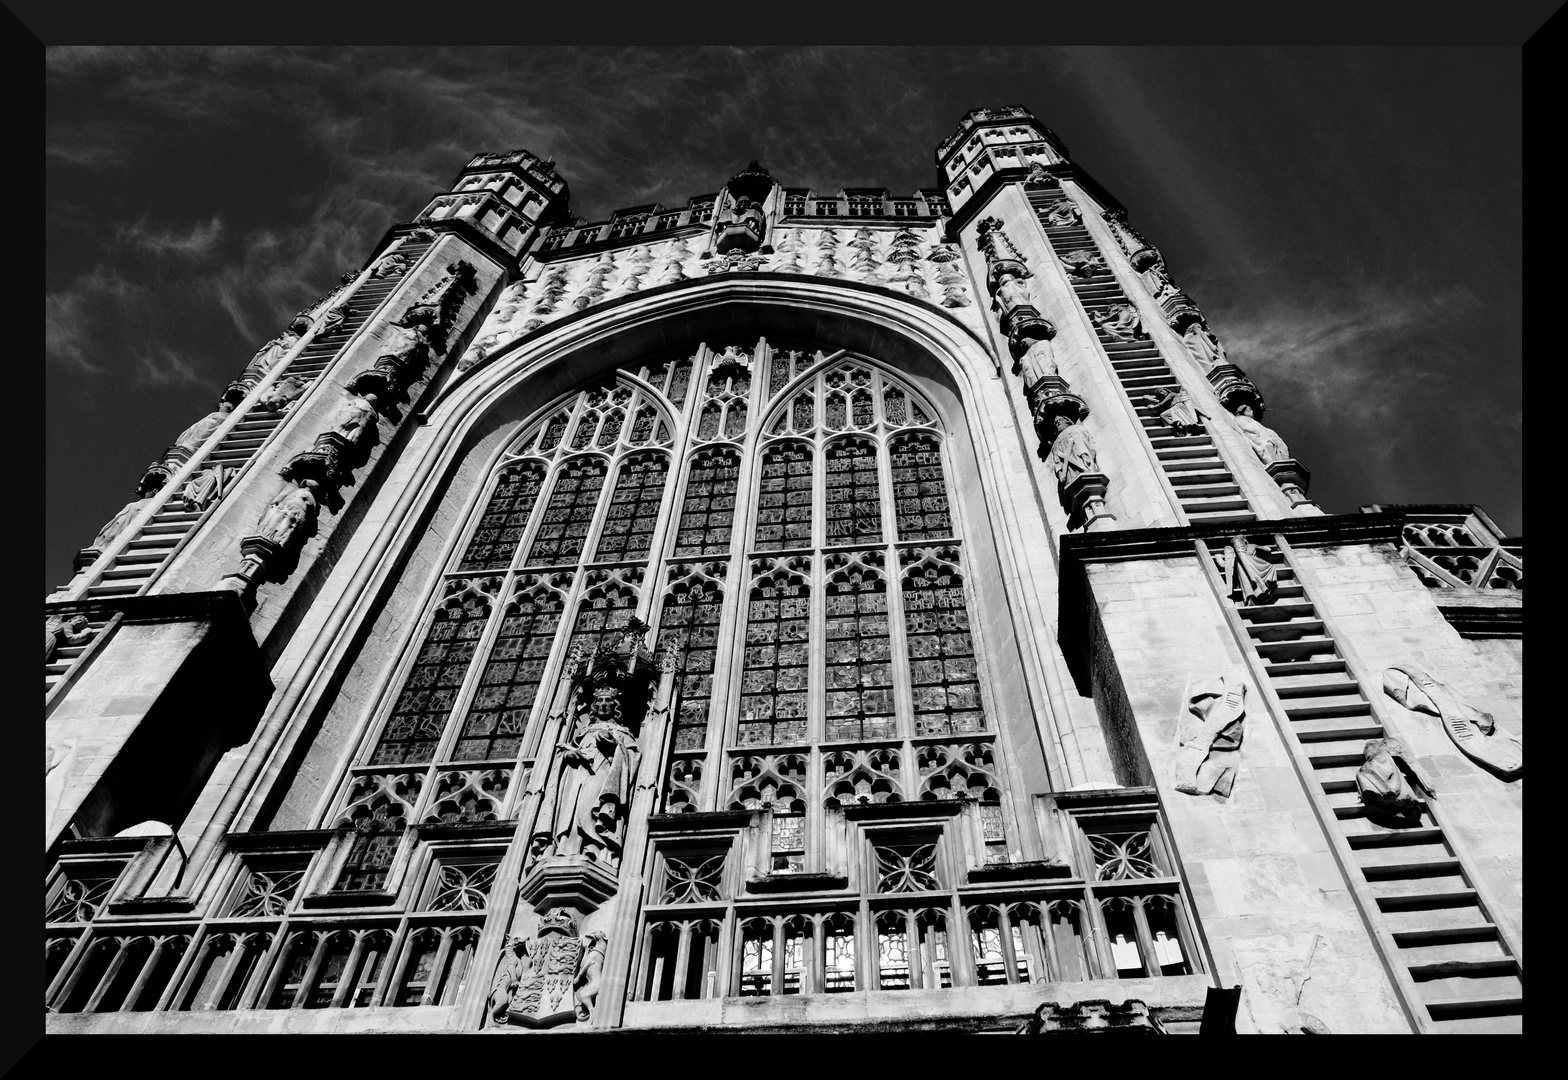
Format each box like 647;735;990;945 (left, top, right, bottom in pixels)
365;219;518;278
43;587;256;629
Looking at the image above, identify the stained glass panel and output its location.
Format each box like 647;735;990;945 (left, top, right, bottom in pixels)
737;567;810;748
890;432;952;541
825;439;882;546
452;583;564;761
594;452;669;562
754;441;813;550
824;556;894;741
658;570;725;752
457;460;546;571
674;446;740;557
371;586;492;765
526;456;607;566
902;554;985;736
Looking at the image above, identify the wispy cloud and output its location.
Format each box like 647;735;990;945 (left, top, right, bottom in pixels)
45;265;143;376
115;216;225;260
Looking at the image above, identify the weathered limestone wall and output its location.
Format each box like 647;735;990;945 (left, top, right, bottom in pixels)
1291;543;1523;949
1085;555;1412;1034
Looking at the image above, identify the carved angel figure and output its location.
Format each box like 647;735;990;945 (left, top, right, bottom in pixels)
180;465;227;513
1222;537;1278;605
1141;388;1206;434
993;271;1033;313
544;686;642;864
255;482;319;549
1174;674;1247;797
1355;737;1434;822
1038;200;1081;227
1182;322;1227;370
1045;415;1099;488
1383;665;1521;779
174;402;233;453
1231;404;1290;464
247;325;304;377
1090;303;1144;341
1058;250;1106;277
259;375;307;414
1139;263;1177;303
45;613;92;663
370;252;411;279
91;496;154;551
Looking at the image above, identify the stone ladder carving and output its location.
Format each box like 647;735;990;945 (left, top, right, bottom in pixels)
1033;202;1255;525
54;236;437;604
1195;535;1522;1033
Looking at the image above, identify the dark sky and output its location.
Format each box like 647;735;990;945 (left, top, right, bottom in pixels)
45;46;1523;594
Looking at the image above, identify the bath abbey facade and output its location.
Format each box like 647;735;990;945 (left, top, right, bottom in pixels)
44;106;1522;1034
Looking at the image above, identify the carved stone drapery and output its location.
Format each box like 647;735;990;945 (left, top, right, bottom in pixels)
977;217;1053;349
1355;737;1434;822
1383;665;1521;779
1173;673;1247;797
1221;538;1278;606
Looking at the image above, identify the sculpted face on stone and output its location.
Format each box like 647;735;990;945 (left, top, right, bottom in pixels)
1356;737;1433;822
539;684;642;866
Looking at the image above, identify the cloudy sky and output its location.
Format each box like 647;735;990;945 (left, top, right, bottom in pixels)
45;46;1522;593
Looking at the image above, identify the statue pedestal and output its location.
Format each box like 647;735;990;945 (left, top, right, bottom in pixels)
1208;364;1264;414
1266;459;1321;512
518;854;620;914
1064;473;1115;531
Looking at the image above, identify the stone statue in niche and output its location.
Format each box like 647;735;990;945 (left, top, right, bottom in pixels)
993;270;1033;316
1181;321;1227;370
1058;250;1105;277
1230;404;1290;464
1140;387;1206;435
1089;303;1145;341
330;394;379;445
490;910;600;1028
541;685;642;865
259;375;307;414
1017;334;1059;386
1045;415;1099;489
255;481;320;549
1383;665;1521;779
315;303;352;338
1174;673;1248;797
1356;737;1434;822
45;613;92;663
174;401;234;453
247;315;312;376
1221;537;1278;605
1038;200;1081;227
1138;261;1177;303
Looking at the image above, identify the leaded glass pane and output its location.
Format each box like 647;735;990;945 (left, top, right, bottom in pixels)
737;564;810;748
567;574;641;659
526;456;607;566
901;551;985;736
453;581;565;761
674;446;740;557
890;432;953;541
371;584;494;765
658;568;725;752
754;441;812;550
825;438;881;545
457;460;546;571
594;452;668;562
824;554;894;741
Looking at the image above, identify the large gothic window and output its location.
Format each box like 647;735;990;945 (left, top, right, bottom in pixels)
337;339;1001;936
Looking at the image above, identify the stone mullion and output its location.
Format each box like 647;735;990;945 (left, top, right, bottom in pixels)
944;897;973;988
995;903;1021;984
671;921;695;1000
245;928;295;1010
904;909;924;990
1129;896;1161;979
369;919;411;1005
808;913;827;995
1081;892;1118;981
79;937;133;1014
856;899;874;993
48;937;110;1012
506;394;586;572
805;549;826;873
696;549;746;813
44;931;94;1008
159;930;223;1012
120;935;173;1012
289;930;333;1008
770;915;787;996
418;928;459;1006
886;559;921;797
329;930;371;1009
423;578;511;789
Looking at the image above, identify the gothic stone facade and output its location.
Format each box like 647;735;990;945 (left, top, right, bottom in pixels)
45;107;1522;1034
